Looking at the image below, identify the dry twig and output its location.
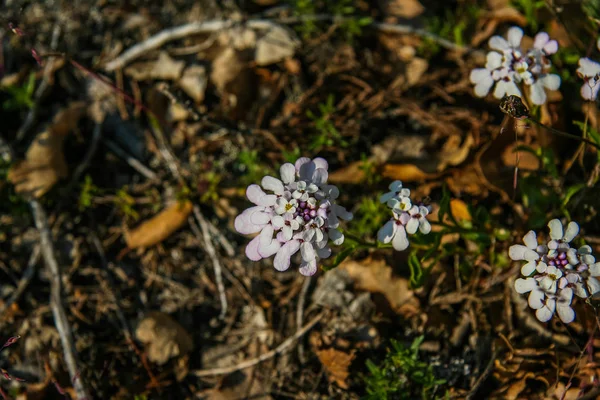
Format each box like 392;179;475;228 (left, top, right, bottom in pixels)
30;200;90;400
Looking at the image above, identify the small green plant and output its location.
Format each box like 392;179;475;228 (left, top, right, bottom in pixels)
236;150;274;187
307;94;348;151
115;187;139;221
358;154;381;185
1;72;36;110
351;197;388;236
512;0;546;31
364;336;446;400
78;175;101;211
199;171;222;204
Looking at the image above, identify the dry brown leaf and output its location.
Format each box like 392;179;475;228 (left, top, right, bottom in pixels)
125;200;193;249
8;102;85;198
125;51;185;81
135;311;194;365
382;163;439;182
380;0;425;19
316;347;356;389
328;161;367;184
255;25;299;66
340;256;419;316
501;143;540;170
471;7;527;47
178;65;207;104
450;199;472;222
405;57;428;88
437;134;474;171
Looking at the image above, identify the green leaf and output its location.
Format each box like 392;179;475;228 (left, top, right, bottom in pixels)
438;185;451;222
325;245;356;271
562;184;586;208
408;252;424;287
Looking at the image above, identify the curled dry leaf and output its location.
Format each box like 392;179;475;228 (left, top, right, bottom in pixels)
340;256;420;317
135;311;194;365
255;25;299;66
125;51;185;81
125;199;193;249
178;65;207;104
316;347;356;389
449;199;472;222
8;102;86;198
382;163;440;182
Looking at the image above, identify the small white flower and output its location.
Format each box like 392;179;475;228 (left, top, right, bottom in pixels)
378;212;411;251
274;197;297;216
515;277;546;310
388;196;412;213
406;205;431;235
380;180;410;204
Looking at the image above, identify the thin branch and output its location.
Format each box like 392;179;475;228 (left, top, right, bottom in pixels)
296;276;312;364
192;205;228;319
29;200;90;400
0;246;40;318
192;311;325;377
102;138;158;181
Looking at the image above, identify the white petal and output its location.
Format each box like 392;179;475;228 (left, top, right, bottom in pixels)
273;240;300;271
380;192;395;204
541;74;561;91
392;225;409;251
294;157;310;173
329;228;344;246
533;32;549;50
486;51;502;69
588;277;600;295
406;218;419;235
489;35;510;51
377;220;396;244
528;289;545;309
280;163;296;184
563;221;579;242
299;260;317;276
235;207;265;234
494;80;520;99
578;57;600;77
312;157;329;171
581;81;600;101
316;246;331;259
332;204;353;221
507;27;523;48
521;261;537;276
590;262;600;276
544;40;558;54
529;81;546;105
300;242;316;262
548;219;563;240
473;78;494;97
250;211;271;226
247;184;276;206
523;231;537;249
245;236;263;261
271;215;285;229
261;176;284;194
509;245;540;261
557;304;575;323
419;219;431;234
536;303;555;322
515;277;537;293
312;168;328;185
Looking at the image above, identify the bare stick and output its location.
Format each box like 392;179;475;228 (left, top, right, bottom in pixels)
192;205;228;319
0;246;40;318
29;200;90;400
102;138;158;181
296;276;312;364
15;25;61;142
192;311;325;377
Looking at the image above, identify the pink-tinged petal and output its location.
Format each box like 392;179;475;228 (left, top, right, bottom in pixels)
509;245;540;261
515;277;537;293
563;221;579;242
507;27;523;48
486;52;502;69
529;81;546;105
557;304;575;323
392;225;409;251
299;260;317;276
312;157;329;171
378;220;396;244
533;32;549;49
280;163;296;184
590;263;600;276
521;261;537;276
299;160;316;181
250;211;271;226
317;246;331;259
541;74;561;91
258;226;280;257
300;242;316;262
245;236;263;261
406;218;419;235
294;157;310;172
261;176;284;194
536;303;554;322
544;40;558;55
493;80;521;99
470;68;491;84
548;219;563;240
473;77;494;97
247;184;277;206
419;219;431;234
536;262;547;273
235;207;264;234
273;240;300;271
588;277;600;295
271;215;285;229
523;230;537;249
528;289;544;309
312;168;328;185
489;35;510;51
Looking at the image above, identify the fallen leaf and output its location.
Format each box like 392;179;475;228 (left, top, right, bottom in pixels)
178;65;207;104
405;57;428;87
316;347;356;389
340;256;419;316
135;311;193;365
328;161;367;184
8;102;85;198
437;133;474;171
125;51;185;81
255;25;299;66
380;0;425;19
382;163;440;182
450;199;472;222
125;200;193;249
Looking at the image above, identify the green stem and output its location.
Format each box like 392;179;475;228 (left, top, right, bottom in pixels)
526;117;600;151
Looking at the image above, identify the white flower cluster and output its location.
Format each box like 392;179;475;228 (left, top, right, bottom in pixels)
510;219;600;324
577;38;600;101
377;181;431;251
470;26;560;105
235;157;352;276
